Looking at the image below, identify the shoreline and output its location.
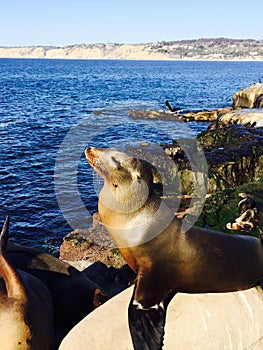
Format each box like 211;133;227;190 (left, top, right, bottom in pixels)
1;56;263;62
1;38;263;61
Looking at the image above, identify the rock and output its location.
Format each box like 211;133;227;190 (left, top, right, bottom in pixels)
196;179;263;235
59;286;263;350
59;216;126;268
219;108;263;127
129;107;231;123
129;109;184;121
197;125;263;192
183;107;231;122
232;83;263;109
83;262;135;298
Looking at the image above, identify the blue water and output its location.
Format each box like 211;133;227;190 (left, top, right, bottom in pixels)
1;58;263;255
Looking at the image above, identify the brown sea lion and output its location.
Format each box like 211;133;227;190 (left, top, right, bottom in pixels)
6;236;107;345
0;216;54;350
85;147;263;350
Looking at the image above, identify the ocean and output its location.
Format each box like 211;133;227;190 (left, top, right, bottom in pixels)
1;58;263;255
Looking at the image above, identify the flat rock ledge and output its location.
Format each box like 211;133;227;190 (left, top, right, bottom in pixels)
59;286;263;350
219;108;263;127
129;107;231;122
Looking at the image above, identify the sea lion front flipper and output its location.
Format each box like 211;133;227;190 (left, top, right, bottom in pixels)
128;287;176;350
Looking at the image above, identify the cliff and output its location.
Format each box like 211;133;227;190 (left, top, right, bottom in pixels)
1;38;263;60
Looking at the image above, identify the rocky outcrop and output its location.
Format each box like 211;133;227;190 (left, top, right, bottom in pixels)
218;108;263;127
196;180;263;235
232;83;263;109
161;125;263;194
59;286;263;350
197;125;263;192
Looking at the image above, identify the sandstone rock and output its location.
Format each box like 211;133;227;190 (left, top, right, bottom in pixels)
232;83;263;109
129;109;183;121
59;286;263;350
129;107;231;123
219;108;263;127
183;108;231;122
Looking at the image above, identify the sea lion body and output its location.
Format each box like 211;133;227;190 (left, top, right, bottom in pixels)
86;147;263;348
6;242;106;345
0;217;54;350
99;198;263;307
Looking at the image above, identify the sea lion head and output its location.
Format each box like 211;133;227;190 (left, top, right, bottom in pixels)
85;147;155;214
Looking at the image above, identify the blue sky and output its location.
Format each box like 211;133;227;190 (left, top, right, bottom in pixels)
1;0;263;46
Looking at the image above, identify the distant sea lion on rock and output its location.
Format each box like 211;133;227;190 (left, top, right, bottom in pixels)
0;216;55;350
238;192;256;215
226;208;257;231
86;147;263;350
227;193;258;232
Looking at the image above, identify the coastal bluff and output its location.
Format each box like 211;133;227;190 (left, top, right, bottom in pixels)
1;38;263;60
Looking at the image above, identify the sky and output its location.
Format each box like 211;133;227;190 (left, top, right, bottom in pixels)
1;0;263;47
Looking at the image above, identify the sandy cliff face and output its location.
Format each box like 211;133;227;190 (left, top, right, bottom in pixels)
0;44;169;60
1;39;263;60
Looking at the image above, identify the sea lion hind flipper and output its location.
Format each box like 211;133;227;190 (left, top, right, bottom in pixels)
128;287;176;350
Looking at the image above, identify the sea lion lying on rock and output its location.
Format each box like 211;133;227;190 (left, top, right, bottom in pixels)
0;216;55;350
7;241;108;346
86;147;263;350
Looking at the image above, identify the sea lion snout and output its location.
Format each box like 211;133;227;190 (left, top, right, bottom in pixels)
85;147;102;168
85;147;138;180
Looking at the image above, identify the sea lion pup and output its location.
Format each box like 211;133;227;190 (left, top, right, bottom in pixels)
0;216;54;350
86;147;263;350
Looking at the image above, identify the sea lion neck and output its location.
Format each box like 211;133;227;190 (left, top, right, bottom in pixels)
98;192;176;248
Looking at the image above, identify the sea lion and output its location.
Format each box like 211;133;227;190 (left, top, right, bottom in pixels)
86;147;263;350
226;208;257;231
238;192;256;215
0;216;54;350
6;236;108;345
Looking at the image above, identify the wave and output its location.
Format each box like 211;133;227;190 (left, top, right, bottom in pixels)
0;118;26;129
